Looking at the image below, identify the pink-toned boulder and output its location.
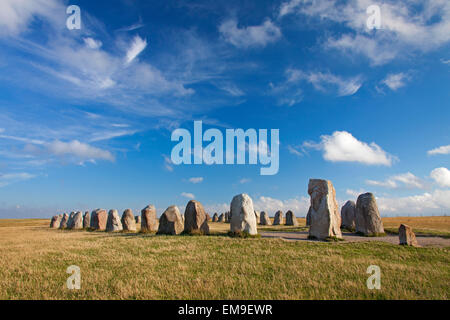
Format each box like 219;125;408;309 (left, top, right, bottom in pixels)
141;205;158;232
183;200;209;235
399;224;419;247
90;209;107;231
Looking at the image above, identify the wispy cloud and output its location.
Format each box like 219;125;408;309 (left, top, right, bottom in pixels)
0;172;36;188
381;72;410;91
125;35;148;64
189;177;204;184
428;145;450;156
181;192;195;199
366;172;425;189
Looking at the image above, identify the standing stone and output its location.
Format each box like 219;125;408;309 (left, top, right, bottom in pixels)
285;210;299;226
273;211;284;225
50;215;62;228
205;213;212;222
59;213;69;229
71;211;83;230
230;194;258;235
184;200;209;235
399;224;419;247
157;205;184;235
306;206;311;226
212;213;219;222
254;210;260;221
66;212;75;229
218;213;225;222
135;215;141;224
141;205;158;232
122;209;136;232
341;200;356;230
83;211;90;229
307;179;342;240
260;211;272;225
224;212;229;223
106;209;123;232
355;193;384;236
90;209;107;231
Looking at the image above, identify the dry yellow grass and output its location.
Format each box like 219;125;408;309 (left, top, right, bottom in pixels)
0;218;448;300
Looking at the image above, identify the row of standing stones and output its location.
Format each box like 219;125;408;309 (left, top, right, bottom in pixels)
49;179;419;246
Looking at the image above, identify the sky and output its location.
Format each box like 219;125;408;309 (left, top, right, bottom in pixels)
0;0;449;218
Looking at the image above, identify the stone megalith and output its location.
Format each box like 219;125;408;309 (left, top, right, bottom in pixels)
212;213;219;222
157;205;184;235
59;213;69;229
70;211;83;230
285;210;299;226
224;212;229;223
205;213;212;222
273;211;284;225
355;193;384;236
399;224;419;247
135;215;141;224
307;179;342;240
141;205;158;232
50;215;62;228
306;206;311;226
260;211;272;225
66;212;75;229
341;200;356;230
218;213;225;222
122;209;136;232
230;193;258;235
106;209;123;232
90;209;107;231
184;200;209;235
83;211;90;229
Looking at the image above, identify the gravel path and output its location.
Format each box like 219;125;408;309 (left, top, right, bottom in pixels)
260;231;450;248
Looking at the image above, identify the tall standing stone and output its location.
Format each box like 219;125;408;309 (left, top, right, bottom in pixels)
307;179;342;240
83;211;90;229
205;213;212;222
355;193;384;236
122;209;137;232
141;205;158;232
66;212;75;229
218;213;225;222
157;205;184;235
184;200;209;235
230;194;258;235
212;213;219;222
59;213;69;229
71;211;83;230
260;211;272;225
90;209;107;231
106;209;123;232
50;215;62;228
285;210;299;226
273;211;284;225
341;200;356;230
399;224;419;247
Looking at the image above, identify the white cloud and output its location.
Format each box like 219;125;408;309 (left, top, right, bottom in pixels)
253;196;310;216
430;167;450;188
181;192;195;199
428;145;450;155
47;140;114;162
366;172;425;189
287;145;303;157
189;177;204;184
219;18;281;48
381;72;410;91
0;128;4;133
163;155;174;172
0;172;36;188
84;37;103;50
239;178;251;184
219;83;245;97
304;131;395;166
125;35;148;64
442;59;450;65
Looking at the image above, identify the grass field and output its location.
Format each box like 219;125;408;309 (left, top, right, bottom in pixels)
0;218;448;300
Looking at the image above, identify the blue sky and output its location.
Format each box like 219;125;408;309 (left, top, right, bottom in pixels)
0;0;449;218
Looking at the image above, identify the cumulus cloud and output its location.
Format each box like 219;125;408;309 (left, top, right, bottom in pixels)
253;196;310;216
303;131;395;166
428;145;450;155
366;172;425;189
430;167;450;188
219;18;281;48
189;177;204;184
181;192;195;199
46;140;115;162
0;172;36;187
125;35;147;64
381;72;410;91
84;37;103;50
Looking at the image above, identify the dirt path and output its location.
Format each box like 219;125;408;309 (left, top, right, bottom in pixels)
260;231;450;248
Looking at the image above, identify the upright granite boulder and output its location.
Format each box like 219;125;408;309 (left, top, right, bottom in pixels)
83;211;90;229
285;210;299;226
224;212;230;223
66;212;75;229
184;200;209;235
70;211;83;230
50;215;62;228
90;209;107;231
273;211;284;225
355;193;384;236
307;179;342;240
399;224;419;247
218;213;225;222
260;211;272;226
230;193;258;235
141;205;158;232
106;209;123;232
157;205;184;235
341;200;356;230
212;213;219;222
205;213;212;222
122;209;136;232
59;213;69;229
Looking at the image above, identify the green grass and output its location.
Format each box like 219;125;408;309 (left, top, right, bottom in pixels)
385;227;450;239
